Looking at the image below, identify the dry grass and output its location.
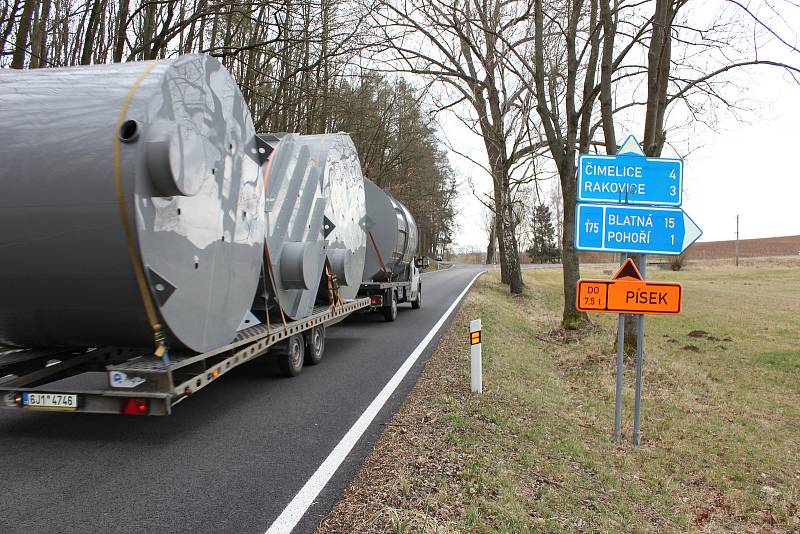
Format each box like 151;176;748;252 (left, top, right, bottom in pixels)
319;263;800;533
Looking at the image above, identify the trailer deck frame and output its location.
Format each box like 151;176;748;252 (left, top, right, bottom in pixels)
0;299;369;416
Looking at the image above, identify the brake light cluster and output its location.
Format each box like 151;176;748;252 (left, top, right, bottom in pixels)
370;295;383;306
121;398;148;415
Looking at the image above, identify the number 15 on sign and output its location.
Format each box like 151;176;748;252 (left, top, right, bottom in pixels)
576;203;702;255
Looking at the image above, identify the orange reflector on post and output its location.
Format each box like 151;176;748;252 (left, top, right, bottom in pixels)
470;331;481;345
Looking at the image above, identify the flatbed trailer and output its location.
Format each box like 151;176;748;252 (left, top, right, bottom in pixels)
0;299;369;416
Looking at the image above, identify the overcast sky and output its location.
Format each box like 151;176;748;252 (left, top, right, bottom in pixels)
444;67;800;251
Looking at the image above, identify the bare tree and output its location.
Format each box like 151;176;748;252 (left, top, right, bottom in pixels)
29;0;52;68
609;0;800;349
369;0;547;294
0;0;458;257
9;0;35;68
485;212;497;264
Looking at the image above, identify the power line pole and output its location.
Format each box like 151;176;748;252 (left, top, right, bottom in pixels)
735;215;739;268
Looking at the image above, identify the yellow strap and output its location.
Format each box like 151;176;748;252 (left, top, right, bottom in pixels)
112;61;168;358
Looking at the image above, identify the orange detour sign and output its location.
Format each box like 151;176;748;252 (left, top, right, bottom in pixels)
577;259;682;315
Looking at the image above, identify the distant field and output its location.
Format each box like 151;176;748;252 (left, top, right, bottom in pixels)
579;235;800;264
688;235;800;260
321;262;800;533
590;255;800;274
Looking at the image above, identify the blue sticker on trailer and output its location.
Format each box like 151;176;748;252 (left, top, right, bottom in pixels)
578;153;683;206
575;203;702;255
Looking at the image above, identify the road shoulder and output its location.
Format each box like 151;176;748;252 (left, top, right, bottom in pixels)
319;267;800;533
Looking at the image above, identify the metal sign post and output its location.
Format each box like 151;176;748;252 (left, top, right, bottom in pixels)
613;313;625;442
633;259;646;445
574;134;701;446
579;257;674;445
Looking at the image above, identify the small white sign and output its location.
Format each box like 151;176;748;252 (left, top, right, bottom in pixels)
109;371;146;389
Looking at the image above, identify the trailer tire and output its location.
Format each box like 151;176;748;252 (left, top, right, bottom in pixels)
305;325;325;365
411;283;422;309
383;291;398;322
278;334;305;377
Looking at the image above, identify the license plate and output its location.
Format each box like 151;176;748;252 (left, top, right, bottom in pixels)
22;392;78;410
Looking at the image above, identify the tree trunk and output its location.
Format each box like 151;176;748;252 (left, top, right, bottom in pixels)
141;0;157;60
494;198;509;282
29;0;51;68
501;189;524;294
113;0;129;62
2;1;22;51
559;157;587;328
80;0;103;65
486;215;497;264
599;0;617;153
483;138;509;284
622;0;673;351
10;0;36;69
643;0;673;157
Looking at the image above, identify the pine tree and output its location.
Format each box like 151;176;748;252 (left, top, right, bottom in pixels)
527;204;557;263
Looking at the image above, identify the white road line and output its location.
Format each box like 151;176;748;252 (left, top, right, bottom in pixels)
265;269;485;534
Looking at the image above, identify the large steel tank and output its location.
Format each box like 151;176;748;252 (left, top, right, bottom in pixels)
254;133;367;316
0;54;265;352
256;133;327;319
319;134;367;300
362;178;419;282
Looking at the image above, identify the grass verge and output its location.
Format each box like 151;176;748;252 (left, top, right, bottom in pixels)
319;264;800;533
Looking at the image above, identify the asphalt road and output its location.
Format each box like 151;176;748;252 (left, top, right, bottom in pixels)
0;264;485;534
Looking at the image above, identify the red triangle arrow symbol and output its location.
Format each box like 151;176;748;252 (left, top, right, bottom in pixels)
612;258;643;281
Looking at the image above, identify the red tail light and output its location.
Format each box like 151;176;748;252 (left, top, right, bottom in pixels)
121;398;149;415
371;295;383;306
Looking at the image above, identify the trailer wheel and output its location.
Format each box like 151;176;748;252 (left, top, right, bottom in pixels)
305;325;325;365
383;291;398;322
278;334;305;377
411;283;422;309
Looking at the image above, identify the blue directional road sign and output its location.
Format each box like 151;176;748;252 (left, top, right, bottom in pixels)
575;203;702;255
578;153;683;206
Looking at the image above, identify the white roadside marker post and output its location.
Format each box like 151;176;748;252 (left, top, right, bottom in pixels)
470;318;482;394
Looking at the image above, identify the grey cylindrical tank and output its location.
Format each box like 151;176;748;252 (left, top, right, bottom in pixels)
0;54;265;352
257;133;327;319
363;178;419;282
313;134;367;300
256;133;366;308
